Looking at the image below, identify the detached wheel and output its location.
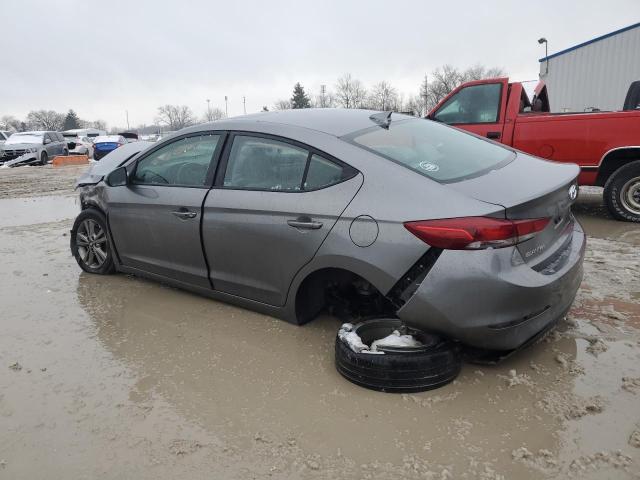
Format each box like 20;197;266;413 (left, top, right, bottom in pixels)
70;209;115;274
40;152;48;165
335;319;461;393
604;160;640;222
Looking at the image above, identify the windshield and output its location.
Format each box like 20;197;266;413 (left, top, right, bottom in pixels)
5;133;44;145
345;118;514;183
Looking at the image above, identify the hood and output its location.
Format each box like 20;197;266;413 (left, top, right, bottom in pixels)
76;141;152;186
1;142;39;150
445;152;579;210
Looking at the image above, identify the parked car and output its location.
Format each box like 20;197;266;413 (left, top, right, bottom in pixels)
62;127;107;139
92;135;127;161
427;77;640;222
117;131;139;143
62;132;94;158
0;131;68;166
70;109;585;352
0;131;12;145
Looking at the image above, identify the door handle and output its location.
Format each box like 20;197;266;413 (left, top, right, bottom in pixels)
172;209;197;219
486;131;501;139
287;218;323;230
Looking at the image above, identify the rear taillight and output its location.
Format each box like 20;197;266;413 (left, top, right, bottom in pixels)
404;217;549;250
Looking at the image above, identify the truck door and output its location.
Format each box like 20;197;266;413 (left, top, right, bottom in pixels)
430;79;508;143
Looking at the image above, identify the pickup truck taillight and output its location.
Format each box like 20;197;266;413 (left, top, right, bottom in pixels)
404;217;550;250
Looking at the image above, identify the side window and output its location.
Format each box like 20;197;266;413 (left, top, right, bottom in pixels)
433;83;501;124
44;133;53;143
223;136;308;191
304;154;350;190
133;134;220;187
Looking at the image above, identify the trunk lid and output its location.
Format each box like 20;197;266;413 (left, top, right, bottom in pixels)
446;153;579;264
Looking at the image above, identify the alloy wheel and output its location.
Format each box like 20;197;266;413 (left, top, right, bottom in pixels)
76;219;108;269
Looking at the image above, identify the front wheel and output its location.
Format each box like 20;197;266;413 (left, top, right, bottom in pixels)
604;160;640;222
40;151;48;165
70;209;115;274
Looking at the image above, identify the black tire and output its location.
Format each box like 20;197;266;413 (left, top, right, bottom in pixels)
70;209;115;274
63;148;69;156
335;319;461;393
40;151;48;166
603;160;640;222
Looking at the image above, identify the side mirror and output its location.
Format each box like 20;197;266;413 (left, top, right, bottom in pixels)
105;166;128;187
43;138;51;144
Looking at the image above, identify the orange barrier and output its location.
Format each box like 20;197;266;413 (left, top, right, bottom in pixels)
52;155;89;167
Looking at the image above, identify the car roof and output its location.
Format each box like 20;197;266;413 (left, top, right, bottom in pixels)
184;108;414;138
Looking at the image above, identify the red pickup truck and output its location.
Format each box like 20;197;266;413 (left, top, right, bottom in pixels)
427;78;640;222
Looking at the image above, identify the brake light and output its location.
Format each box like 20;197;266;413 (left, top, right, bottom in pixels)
404;217;549;250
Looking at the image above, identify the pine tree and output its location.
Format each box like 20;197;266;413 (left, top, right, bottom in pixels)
63;109;81;130
290;83;311;109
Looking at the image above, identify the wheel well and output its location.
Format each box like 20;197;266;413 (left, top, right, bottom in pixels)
596;148;640;186
81;201;106;216
294;268;394;324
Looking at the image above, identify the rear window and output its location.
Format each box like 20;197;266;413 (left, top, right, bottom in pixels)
345;118;514;183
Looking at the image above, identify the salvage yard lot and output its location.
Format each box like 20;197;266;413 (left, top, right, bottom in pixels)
0;165;639;479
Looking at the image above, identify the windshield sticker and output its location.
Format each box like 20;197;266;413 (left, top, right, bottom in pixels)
419;161;440;172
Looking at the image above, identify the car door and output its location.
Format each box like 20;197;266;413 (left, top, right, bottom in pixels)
106;132;224;288
431;80;508;142
202;133;362;306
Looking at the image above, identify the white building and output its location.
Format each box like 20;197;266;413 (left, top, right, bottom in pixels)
539;22;640;112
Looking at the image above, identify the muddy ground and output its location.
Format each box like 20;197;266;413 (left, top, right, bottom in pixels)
0;164;639;479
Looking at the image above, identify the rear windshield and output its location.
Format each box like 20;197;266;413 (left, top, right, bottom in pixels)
344;118;514;183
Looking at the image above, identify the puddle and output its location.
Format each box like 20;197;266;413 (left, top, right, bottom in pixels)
0;195;79;227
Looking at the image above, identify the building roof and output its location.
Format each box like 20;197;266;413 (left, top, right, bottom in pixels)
539;22;640;62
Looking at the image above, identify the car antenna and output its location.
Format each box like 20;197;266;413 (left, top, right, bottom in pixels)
369;111;393;129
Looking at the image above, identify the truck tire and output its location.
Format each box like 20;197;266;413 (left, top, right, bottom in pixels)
335;319;461;393
603;160;640;222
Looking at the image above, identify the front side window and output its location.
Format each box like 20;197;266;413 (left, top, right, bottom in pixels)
133;134;220;187
223;136;309;191
346;118;514;183
433;83;501;124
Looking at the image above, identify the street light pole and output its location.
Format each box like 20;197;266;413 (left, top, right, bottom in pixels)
206;98;211;120
243;96;246;115
538;37;549;75
224;96;228;117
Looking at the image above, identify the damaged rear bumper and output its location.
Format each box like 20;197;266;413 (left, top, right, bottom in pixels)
396;220;586;351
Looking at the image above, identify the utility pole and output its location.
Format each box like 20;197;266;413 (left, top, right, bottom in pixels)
320;84;327;108
538;37;549;75
224;96;228;117
206;98;211;120
125;110;130;130
243;96;246;115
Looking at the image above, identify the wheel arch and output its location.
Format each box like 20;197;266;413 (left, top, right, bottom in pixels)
596;147;640;186
288;258;396;325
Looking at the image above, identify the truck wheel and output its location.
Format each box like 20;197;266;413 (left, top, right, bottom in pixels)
604;160;640;222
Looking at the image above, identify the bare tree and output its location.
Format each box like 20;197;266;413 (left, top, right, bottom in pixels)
26;110;65;131
314;85;335;108
274;99;292;110
0;115;22;132
203;107;225;122
368;81;399;111
425;64;506;111
155;105;195;130
335;74;367;109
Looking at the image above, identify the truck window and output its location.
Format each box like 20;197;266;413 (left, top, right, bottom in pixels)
433;83;501;124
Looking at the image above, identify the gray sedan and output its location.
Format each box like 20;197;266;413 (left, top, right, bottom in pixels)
71;109;585;351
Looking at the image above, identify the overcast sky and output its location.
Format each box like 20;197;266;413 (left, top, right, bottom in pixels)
2;0;638;128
